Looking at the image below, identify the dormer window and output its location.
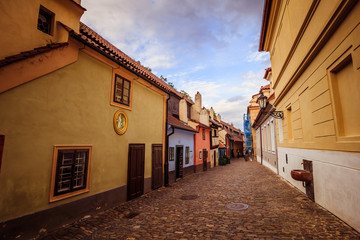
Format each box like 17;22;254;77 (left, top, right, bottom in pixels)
37;6;54;35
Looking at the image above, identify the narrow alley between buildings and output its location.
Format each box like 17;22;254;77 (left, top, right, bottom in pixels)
37;159;359;240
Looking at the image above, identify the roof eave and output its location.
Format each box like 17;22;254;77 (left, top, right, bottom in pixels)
259;0;272;51
69;31;169;94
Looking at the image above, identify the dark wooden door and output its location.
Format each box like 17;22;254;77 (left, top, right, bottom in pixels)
176;146;183;178
214;150;216;167
152;144;163;190
128;144;145;200
303;160;315;201
203;149;208;171
0;135;4;173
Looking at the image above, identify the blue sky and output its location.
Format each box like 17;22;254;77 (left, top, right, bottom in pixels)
81;0;270;130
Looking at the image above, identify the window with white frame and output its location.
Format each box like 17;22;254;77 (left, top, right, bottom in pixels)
50;146;92;202
270;120;276;152
278;118;283;143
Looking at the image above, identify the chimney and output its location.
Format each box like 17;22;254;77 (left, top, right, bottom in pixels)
195;92;202;113
179;99;188;123
200;108;209;126
210;107;215;120
217;114;221;122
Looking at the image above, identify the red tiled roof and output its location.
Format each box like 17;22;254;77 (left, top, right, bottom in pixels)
71;22;172;93
0;43;68;68
168;115;197;133
1;22;193;103
75;23;196;104
263;67;272;79
188;119;211;129
209;118;221;127
231;136;243;142
259;84;270;93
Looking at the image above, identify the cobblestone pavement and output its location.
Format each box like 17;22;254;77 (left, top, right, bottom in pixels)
38;159;360;240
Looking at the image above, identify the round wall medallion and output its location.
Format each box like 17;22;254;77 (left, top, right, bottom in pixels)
113;110;128;135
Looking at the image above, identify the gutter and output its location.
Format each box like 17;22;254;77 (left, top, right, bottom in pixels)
164;96;174;187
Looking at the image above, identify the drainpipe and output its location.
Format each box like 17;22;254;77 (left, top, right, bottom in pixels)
165;126;174;187
164;93;173;187
260;126;263;165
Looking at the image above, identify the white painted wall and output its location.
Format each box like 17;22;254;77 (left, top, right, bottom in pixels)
278;147;360;232
168;128;195;171
262;160;278;174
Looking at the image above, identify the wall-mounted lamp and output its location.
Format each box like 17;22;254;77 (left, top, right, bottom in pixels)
257;91;284;119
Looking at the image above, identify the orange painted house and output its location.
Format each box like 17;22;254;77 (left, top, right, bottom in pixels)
191;121;211;172
187;92;211;172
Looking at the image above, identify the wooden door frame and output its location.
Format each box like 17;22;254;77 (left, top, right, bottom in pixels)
175;145;183;178
203;148;208;171
214;150;216;167
152;144;163;190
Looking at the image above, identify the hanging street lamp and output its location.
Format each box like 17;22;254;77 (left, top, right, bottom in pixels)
257;91;284;119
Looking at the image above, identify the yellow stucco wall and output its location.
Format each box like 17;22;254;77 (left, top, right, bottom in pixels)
0;0;84;60
0;51;165;222
265;0;360;152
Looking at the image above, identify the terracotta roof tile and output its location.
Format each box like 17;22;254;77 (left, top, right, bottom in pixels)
188;119;211;129
259;84;270;93
70;22;174;93
0;43;68;68
168;115;197;133
231;136;243;142
263;67;272;79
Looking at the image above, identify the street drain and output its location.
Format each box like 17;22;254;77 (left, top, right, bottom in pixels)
124;211;140;219
180;195;199;200
226;203;249;211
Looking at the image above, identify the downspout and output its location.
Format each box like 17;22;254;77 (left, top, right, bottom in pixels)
164;94;174;187
260;126;263;165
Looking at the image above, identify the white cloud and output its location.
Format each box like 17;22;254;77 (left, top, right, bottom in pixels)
247;51;269;63
81;0;264;70
166;65;206;79
79;0;268;130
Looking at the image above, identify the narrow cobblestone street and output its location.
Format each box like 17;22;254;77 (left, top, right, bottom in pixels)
39;159;360;240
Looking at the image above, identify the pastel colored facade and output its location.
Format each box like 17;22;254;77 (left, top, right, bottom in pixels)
260;0;360;231
167;92;196;183
253;69;278;174
189;121;211;172
167;118;196;183
247;85;270;160
0;0;170;237
187;92;211;172
209;107;221;167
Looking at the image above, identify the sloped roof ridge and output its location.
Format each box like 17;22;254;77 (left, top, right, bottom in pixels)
78;23;195;104
78;22;172;92
0;42;68;68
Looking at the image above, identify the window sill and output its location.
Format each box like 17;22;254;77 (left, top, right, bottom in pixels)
110;102;132;111
49;188;89;203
